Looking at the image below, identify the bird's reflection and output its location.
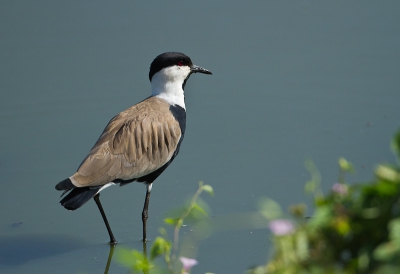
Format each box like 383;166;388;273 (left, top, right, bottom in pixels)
142;241;149;274
103;241;149;274
103;244;115;274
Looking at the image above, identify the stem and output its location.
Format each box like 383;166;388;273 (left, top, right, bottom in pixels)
171;186;204;261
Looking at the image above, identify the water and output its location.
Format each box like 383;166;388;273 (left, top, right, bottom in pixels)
1;1;399;273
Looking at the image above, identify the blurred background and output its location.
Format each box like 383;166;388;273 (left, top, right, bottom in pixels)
1;1;399;273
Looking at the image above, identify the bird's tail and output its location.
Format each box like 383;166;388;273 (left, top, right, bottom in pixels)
55;178;75;191
55;178;98;210
60;187;99;210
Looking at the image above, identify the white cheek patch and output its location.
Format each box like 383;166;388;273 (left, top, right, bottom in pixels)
151;66;190;109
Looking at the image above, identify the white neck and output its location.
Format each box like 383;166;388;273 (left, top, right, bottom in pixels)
151;66;190;109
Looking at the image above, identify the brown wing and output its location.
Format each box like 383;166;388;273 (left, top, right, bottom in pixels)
70;97;182;187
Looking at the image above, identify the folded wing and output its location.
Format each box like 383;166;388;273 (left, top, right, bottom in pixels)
70;97;182;187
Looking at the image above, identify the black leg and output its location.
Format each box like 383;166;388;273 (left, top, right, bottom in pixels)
94;193;117;244
142;183;152;242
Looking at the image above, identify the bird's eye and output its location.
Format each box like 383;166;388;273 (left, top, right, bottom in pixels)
177;61;183;66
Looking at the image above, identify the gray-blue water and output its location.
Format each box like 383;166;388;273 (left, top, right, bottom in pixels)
1;1;399;273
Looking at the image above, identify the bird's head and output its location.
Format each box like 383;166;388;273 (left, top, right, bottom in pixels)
149;52;212;87
149;52;212;108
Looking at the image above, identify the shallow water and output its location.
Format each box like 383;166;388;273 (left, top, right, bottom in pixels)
1;1;400;273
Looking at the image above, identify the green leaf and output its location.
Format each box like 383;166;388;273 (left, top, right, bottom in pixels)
289;204;307;218
192;203;208;216
295;231;309;260
391;129;400;162
389;218;400;243
339;157;355;172
304;160;321;194
358;249;370;271
375;180;398;196
308;205;332;231
258;197;283;220
164;217;178;226
131;250;152;272
158;227;167;237
374;265;400;273
362;207;380;219
304;179;318;194
375;165;400;183
184;197;211;223
202;184;214;196
115;248;152;272
115;247;135;266
150;237;171;260
374;241;400;261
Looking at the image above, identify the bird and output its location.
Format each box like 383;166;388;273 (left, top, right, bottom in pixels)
55;52;212;244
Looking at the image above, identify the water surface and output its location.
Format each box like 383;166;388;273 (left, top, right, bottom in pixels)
1;1;399;273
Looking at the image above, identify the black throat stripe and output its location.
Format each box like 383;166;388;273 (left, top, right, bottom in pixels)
169;104;186;136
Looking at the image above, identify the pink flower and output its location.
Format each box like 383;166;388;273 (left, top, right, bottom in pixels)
180;257;198;273
268;219;295;236
332;183;348;195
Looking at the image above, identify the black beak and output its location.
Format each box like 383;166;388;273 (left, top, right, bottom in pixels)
191;65;212;75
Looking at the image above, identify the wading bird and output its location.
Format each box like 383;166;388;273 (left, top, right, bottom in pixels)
55;52;212;243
